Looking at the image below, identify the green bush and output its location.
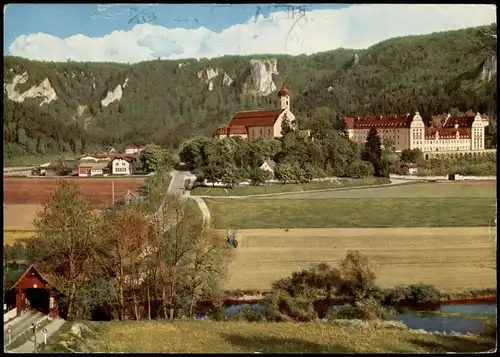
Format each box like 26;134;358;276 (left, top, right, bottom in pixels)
230;306;267;322
326;298;389;321
206;306;226;321
264;291;317;322
382;284;442;305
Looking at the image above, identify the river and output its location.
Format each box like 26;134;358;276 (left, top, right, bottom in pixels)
222;302;497;334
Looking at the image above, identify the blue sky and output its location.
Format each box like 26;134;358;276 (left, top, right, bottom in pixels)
4;4;349;54
4;4;496;63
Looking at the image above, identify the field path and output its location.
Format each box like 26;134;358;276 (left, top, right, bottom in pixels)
189;196;211;224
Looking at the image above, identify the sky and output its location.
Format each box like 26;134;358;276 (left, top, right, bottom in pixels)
4;4;497;63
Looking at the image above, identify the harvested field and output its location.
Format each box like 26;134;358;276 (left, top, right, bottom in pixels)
224;227;497;292
54;321;495;353
3;204;40;229
3;177;147;208
206;197;496;229
264;182;496;199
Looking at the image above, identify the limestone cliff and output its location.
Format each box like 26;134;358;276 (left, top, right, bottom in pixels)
249;59;278;96
479;55;497;81
4;71;58;105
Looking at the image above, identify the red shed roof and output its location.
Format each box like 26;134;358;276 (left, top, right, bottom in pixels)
228;108;285;127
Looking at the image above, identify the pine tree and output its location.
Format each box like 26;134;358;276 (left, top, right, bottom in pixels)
362;127;383;177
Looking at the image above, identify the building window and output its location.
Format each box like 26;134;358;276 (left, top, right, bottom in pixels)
268;129;271;135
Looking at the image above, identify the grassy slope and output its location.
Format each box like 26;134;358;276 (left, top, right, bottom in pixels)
56;321;495;353
191;177;391;196
224;227;496;291
205;183;496;229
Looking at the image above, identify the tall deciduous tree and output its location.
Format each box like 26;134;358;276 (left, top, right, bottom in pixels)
100;207;149;320
28;180;101;320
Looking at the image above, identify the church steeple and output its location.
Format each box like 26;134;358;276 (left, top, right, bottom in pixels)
278;79;291;111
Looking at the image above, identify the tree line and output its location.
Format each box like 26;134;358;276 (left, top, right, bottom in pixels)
179;107;405;185
3;24;496;163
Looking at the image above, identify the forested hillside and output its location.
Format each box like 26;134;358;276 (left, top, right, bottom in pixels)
3;24;496;163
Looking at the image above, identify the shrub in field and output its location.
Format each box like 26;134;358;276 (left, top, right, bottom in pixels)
271;262;342;299
326;298;389;321
382;285;413;305
383;284;442;305
264;291;317;322
406;284;442;304
338;251;378;305
230;305;267;322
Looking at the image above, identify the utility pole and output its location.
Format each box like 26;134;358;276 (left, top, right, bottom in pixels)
32;322;37;353
112;180;115;205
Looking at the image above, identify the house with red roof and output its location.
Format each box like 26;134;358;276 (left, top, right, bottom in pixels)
214;81;296;141
124;145;146;154
344;111;489;156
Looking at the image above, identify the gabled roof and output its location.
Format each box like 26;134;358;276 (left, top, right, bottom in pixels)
262;159;276;171
110;156;134;162
228;108;285;127
9;265;58;292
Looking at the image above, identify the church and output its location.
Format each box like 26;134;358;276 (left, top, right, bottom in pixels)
214;81;296;141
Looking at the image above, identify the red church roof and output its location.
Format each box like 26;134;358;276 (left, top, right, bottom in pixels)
228;108;285;127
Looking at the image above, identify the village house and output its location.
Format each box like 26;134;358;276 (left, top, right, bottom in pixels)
77;162;109;177
401;163;419;175
124;145;146;154
111;157;134;175
344;111;489;158
214;81;296;141
43;159;80;176
260;159;276;178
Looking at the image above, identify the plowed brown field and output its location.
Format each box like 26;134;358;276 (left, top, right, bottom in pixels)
3;177;147;208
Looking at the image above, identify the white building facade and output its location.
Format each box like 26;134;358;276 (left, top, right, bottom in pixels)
112;158;131;175
345;112;489;156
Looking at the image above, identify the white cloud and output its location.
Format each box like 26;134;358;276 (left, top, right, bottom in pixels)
8;4;497;63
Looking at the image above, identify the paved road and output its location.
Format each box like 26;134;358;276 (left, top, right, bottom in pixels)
10;318;65;353
4;311;44;348
168;170;189;198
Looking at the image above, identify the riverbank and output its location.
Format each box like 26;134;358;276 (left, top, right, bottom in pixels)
44;320;495;353
211;291;497;308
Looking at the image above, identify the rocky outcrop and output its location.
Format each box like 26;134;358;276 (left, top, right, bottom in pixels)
353;53;360;66
479;55;497;81
101;78;129;107
101;84;123;107
249;59;278;96
4;71;58;105
222;72;233;87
